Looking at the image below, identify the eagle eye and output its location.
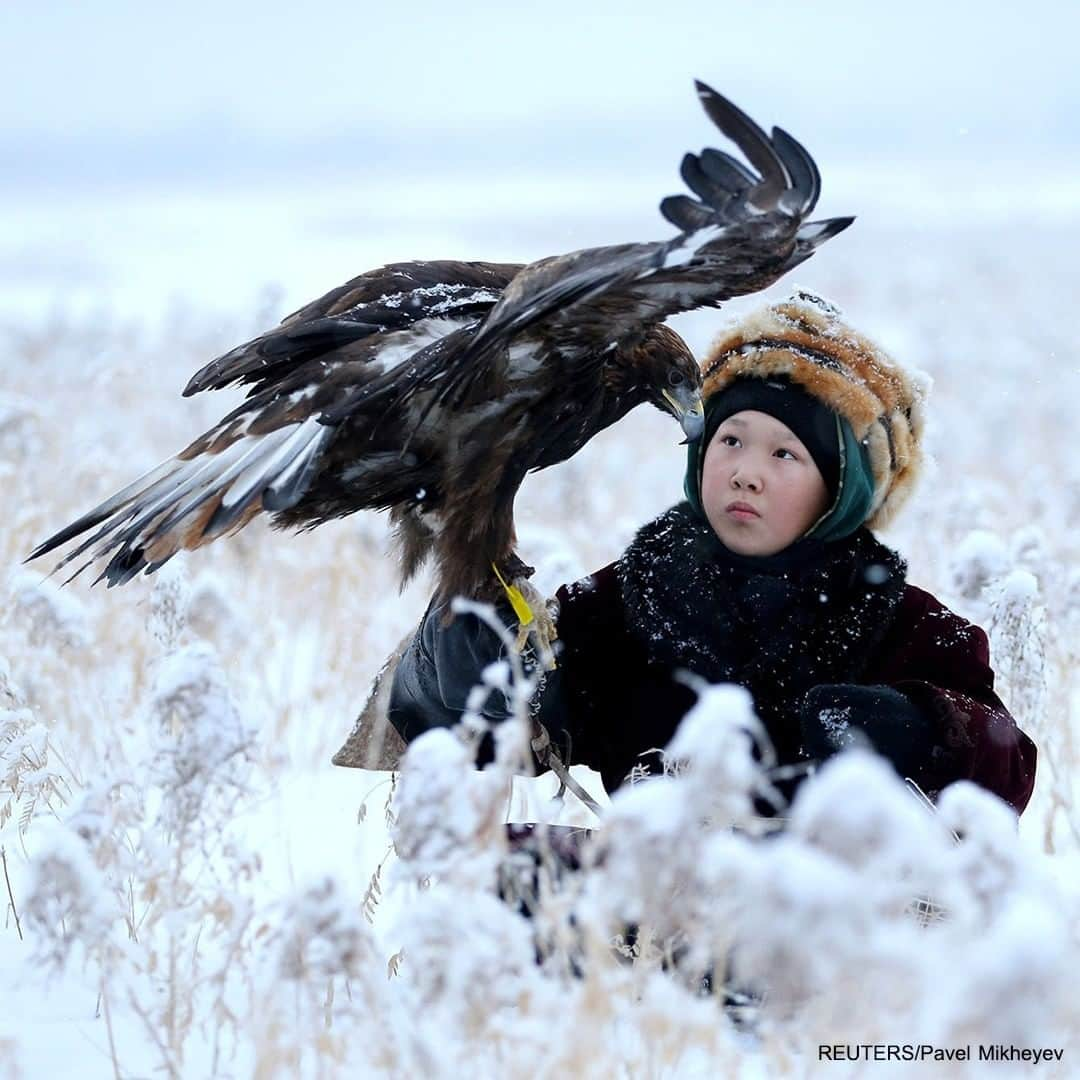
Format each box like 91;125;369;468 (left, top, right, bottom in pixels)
667;369;686;388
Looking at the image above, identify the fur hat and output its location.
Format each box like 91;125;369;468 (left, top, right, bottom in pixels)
700;290;928;532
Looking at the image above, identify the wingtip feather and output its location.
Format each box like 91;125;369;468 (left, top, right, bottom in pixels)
770;125;821;213
795;215;856;252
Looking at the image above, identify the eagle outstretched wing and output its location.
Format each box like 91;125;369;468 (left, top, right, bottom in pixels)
357;81;851;424
27;261;518;585
184;259;521;398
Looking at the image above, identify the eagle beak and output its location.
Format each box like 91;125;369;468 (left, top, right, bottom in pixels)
663;387;705;442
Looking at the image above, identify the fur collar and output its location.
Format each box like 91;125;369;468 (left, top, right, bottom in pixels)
616;503;907;713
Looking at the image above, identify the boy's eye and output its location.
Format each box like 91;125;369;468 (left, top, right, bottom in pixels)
720;435;740;447
775;448;797;460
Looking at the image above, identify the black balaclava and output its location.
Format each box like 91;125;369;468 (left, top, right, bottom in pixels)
698;375;842;501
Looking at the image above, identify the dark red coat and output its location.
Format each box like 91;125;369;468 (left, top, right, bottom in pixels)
541;563;1036;815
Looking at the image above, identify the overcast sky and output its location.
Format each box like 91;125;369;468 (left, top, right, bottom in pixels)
4;2;1077;323
5;0;1079;192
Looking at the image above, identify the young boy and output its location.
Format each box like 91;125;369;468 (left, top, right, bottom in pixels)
385;291;1037;816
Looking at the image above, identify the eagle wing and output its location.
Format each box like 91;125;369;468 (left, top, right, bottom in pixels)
183;259;521;398
389;82;852;418
26;262;518;585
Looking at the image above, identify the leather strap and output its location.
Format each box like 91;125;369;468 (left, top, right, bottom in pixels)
530;722;604;818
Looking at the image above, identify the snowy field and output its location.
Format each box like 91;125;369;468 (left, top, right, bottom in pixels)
1;169;1078;1076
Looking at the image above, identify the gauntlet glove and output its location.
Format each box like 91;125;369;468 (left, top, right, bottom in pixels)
799;683;936;779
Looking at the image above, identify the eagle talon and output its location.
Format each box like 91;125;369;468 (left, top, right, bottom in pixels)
496;572;558;672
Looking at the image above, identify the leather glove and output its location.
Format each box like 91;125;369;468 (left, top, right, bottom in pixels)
388;596;543;765
799;683;936;779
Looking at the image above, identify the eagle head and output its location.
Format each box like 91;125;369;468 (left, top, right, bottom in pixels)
624;324;704;441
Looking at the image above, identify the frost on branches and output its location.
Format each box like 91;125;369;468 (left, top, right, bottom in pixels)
370;671;1078;1072
12;589;267;1075
4;614;1077;1075
0;543;1075;1075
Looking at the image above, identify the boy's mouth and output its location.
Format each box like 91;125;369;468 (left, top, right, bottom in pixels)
726;501;761;519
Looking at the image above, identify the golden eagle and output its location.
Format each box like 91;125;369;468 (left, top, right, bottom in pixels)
27;82;851;648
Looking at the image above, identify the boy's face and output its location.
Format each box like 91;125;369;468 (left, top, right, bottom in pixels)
701;409;831;556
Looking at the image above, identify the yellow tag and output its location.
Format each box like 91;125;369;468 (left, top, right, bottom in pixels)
491;563;535;625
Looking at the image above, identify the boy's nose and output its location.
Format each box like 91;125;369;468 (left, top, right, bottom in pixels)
731;470;761;492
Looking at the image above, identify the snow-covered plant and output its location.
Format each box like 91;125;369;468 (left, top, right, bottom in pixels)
147;640;256;838
574;683;769;987
731;753;953;1016
662;679;779;823
185;570;246;649
918;783;1078;1048
5;568;91;651
391;599;538;891
148;558;190;650
391;727;509;889
391;886;538;1027
983;567;1076;851
0;391;41;462
11;631;262;1075
275;875;374;981
0;711;74;842
987;569;1046;725
947;529;1010;612
0;658;78;862
21;824;115;968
